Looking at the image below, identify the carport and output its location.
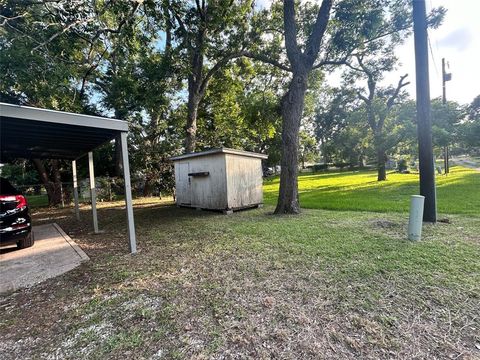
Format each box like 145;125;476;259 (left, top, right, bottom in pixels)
0;102;137;253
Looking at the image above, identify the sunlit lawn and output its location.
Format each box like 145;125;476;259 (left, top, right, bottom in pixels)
264;166;480;215
27;166;480;216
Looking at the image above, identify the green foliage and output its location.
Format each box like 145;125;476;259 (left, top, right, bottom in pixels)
325;1;444;180
314;89;415;170
0;0;146;193
0;161;39;186
0;11;81;108
431;98;465;147
458;95;480;153
197;60;282;153
171;0;256;62
0;0;140;109
314;87;357;162
298;131;318;168
2;0;472;200
397;158;408;172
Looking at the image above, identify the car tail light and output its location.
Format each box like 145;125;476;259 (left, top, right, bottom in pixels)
0;195;28;209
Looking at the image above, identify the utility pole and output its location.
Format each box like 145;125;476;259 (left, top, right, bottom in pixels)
442;57;452;174
413;0;437;223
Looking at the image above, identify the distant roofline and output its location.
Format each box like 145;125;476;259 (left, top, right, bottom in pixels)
170;148;268;161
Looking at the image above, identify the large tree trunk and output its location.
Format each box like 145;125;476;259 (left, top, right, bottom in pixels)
272;0;332;214
185;91;201;153
143;175;155;197
358;153;366;168
377;148;387;181
374;132;387;181
275;73;308;214
32;159;63;206
322;138;329;168
143;182;154;197
184;26;204;154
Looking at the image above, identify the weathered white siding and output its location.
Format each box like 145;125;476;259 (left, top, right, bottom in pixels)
174;162;191;205
172;148;267;212
225;154;263;209
174;153;228;209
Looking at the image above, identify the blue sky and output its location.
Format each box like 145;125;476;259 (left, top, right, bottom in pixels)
384;0;480;104
257;0;480;105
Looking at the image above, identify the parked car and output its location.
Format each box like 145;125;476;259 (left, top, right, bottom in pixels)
0;177;33;249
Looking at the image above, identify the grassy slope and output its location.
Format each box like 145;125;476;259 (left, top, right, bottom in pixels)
264;166;480;215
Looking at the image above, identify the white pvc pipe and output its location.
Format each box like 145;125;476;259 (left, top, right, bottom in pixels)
88;151;99;234
72;160;80;220
408;195;425;241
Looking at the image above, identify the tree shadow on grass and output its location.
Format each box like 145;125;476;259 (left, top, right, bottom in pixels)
266;170;479;215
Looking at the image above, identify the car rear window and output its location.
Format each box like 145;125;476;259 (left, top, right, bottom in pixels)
0;178;19;195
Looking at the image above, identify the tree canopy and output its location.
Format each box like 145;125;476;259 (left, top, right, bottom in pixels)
3;0;471;213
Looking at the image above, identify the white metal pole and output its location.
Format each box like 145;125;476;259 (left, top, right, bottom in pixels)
408;195;425;241
72;160;80;220
88;151;99;233
120;132;137;254
60;182;65;208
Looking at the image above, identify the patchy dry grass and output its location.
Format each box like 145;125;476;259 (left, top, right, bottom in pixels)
1;197;479;359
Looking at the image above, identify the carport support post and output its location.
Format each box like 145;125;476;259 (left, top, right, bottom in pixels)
120;131;137;254
72;160;80;220
88;152;99;233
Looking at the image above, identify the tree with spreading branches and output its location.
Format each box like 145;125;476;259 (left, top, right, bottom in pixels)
246;0;428;213
166;0;257;153
353;65;410;181
0;0;144;204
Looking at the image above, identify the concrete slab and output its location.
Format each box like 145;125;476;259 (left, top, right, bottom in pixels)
0;223;89;294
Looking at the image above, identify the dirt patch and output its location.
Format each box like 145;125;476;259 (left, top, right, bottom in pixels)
370;219;399;229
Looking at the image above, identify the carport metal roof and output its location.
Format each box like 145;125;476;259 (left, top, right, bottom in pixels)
0;102;128;160
0;102;137;253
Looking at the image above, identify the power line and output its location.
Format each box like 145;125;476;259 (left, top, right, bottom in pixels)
427;31;439;77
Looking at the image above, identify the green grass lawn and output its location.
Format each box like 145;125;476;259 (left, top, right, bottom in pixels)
26;166;479;215
25;194;49;207
264;165;480;215
2;167;479;359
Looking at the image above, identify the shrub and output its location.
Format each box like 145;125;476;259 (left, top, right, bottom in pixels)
312;164;328;172
397;159;408;172
334;162;350;170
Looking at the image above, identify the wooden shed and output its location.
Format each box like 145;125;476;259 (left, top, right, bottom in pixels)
170;148;268;213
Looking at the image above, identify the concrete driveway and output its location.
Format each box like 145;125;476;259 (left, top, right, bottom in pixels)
0;223;89;294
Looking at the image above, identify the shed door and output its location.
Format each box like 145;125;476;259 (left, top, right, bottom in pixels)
177;163;191;205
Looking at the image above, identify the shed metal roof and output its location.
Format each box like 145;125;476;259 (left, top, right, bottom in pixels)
170;148;268;161
0;102;128;161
